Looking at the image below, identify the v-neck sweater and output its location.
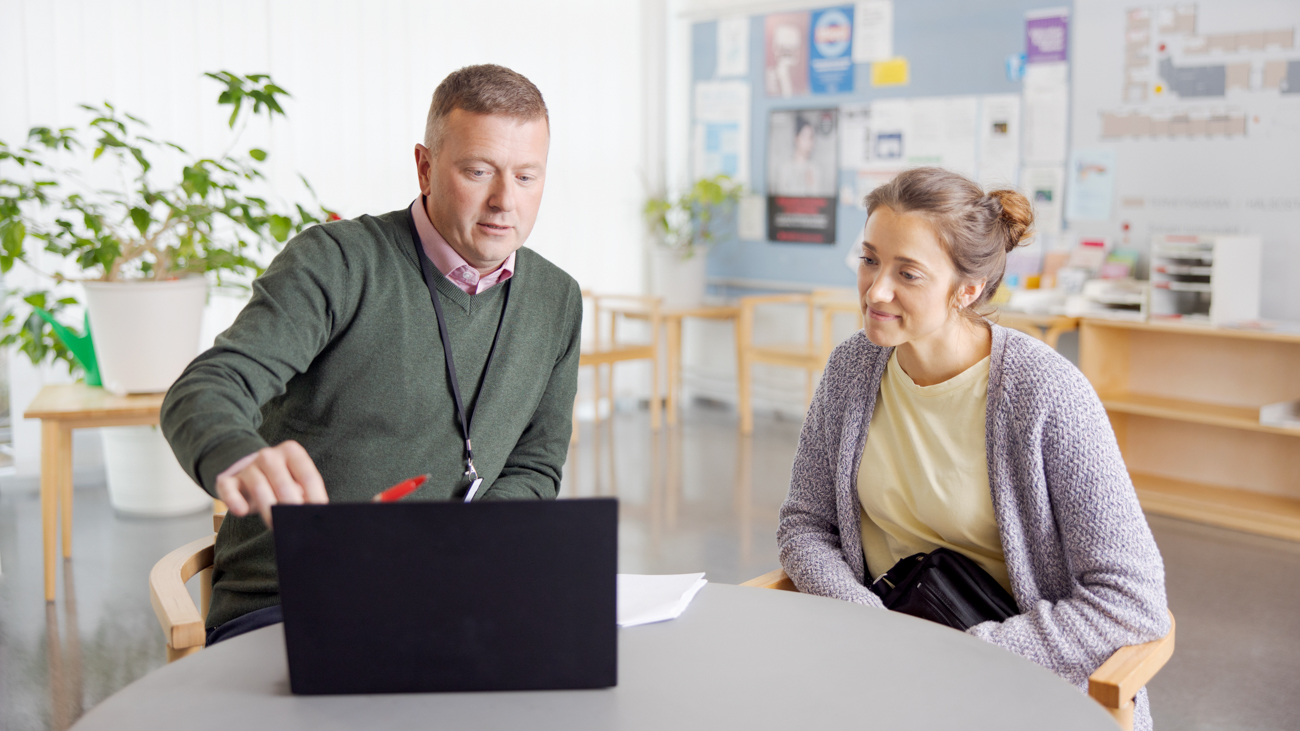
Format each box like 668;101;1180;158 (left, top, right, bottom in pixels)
161;208;582;630
778;327;1169;731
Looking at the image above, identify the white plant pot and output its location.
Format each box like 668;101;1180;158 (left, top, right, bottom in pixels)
82;277;209;395
101;425;211;516
649;247;709;309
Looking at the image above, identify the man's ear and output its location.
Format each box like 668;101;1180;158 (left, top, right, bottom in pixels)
414;144;433;196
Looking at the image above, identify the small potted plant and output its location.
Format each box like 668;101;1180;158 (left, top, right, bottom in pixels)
643;174;742;307
0;71;334;515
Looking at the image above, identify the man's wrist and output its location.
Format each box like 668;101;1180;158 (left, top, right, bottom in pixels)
197;435;271;497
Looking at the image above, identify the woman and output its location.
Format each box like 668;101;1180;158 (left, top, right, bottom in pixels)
778;167;1169;729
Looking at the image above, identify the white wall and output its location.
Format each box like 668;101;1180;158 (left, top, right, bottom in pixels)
0;0;659;477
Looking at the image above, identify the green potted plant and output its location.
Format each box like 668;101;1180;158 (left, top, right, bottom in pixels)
0;71;334;515
0;70;334;395
643;174;742;307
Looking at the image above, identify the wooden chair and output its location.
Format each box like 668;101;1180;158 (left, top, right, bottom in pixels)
575;293;663;440
150;501;226;662
736;290;861;434
740;568;1175;731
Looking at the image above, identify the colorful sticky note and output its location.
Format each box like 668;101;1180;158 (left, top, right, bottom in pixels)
871;56;909;86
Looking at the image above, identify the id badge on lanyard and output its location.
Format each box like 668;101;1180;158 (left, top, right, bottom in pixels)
408;211;510;503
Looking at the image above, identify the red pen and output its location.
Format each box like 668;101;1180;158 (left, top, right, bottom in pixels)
372;474;430;503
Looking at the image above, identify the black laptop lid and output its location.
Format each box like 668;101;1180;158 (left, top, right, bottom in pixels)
272;498;617;695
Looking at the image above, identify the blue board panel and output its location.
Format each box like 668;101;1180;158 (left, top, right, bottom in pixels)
695;0;1072;289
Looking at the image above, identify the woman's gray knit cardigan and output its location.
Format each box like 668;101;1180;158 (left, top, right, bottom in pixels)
778;325;1170;730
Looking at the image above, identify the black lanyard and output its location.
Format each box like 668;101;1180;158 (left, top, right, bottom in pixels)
407;211;511;485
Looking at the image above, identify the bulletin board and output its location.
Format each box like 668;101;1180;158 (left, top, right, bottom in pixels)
692;0;1073;291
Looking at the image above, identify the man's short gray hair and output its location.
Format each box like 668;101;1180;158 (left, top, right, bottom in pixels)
423;64;549;155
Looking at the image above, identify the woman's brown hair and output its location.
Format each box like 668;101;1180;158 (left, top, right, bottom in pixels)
863;167;1033;320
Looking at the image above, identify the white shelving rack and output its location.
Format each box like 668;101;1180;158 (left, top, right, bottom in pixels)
1149;235;1261;325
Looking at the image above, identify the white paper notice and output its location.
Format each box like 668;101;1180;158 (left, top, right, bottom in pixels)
1019;164;1064;234
867;98;909;167
853;0;893;63
1022;63;1069;165
840;103;872;170
693;81;751;186
717;16;750;78
907;96;978;179
978;94;1021;188
738;195;766;240
617;573;708;628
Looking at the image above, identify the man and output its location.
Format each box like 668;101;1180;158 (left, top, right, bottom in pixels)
162;64;581;644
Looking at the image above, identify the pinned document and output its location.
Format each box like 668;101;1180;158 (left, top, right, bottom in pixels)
871;56;909;86
617;573;708;627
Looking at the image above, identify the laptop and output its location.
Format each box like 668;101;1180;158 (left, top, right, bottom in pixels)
272;497;618;695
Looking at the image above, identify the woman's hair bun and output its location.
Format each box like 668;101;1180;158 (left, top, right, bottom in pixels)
986;189;1034;253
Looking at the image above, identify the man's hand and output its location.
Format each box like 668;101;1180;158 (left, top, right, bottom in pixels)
216;440;328;528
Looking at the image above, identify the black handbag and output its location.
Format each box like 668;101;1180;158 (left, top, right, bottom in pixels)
868;547;1019;631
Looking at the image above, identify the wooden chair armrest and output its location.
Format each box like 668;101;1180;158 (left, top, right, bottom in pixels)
739;567;798;592
149;535;216;651
1088;611;1176;710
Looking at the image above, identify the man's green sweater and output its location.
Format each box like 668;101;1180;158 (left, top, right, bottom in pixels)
161;208;582;630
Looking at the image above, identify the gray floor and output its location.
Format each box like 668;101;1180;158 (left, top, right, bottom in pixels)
0;404;1297;730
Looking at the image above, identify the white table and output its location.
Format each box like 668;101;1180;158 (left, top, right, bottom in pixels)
72;584;1116;730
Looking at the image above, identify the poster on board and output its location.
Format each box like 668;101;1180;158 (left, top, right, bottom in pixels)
767;109;839;243
765;12;810;97
693;81;751;186
1065;148;1116;222
717;16;749;77
810;6;855;94
1025;8;1069;64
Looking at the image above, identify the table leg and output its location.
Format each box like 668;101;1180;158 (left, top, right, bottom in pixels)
59;424;73;558
40;421;61;602
666;318;680;427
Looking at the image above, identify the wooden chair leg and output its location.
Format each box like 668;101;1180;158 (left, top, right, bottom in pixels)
571;394;580;444
666;318;680;427
738;310;753;435
593;363;602;424
651;343;661;431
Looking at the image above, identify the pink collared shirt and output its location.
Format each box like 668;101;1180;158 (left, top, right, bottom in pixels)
410;198;515;295
214;200;518;485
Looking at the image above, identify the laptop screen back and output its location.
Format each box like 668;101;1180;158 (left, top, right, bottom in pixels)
273;498;617;694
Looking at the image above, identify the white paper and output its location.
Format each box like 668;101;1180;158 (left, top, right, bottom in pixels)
906;96;978;178
865;98;909;167
738;195;765;240
693;81;751;186
717;16;750;78
1019;164;1064;235
617;573;708;628
1065;148;1117;222
839;102;872;170
853;0;893;62
977;94;1021;188
1022;63;1069;165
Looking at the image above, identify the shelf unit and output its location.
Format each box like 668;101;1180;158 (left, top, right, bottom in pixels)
1080;318;1300;542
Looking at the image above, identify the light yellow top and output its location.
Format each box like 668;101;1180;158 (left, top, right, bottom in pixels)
857;351;1010;593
